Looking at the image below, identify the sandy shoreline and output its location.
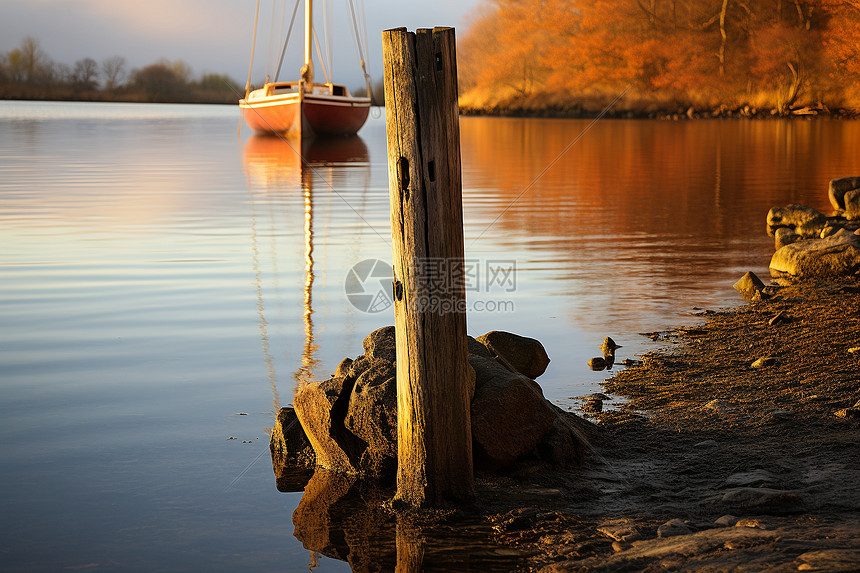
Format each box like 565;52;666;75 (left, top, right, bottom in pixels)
470;277;860;571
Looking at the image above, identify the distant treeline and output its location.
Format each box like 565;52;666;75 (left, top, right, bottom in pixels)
0;37;242;104
459;0;860;117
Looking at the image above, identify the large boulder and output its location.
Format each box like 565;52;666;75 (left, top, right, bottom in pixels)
347;355;391;384
536;405;590;467
344;359;397;482
270;407;316;492
293;376;363;474
282;328;583;482
362;325;397;364
467;335;493;358
476;330;551;378
774;227;801;250
469;354;556;470
766;204;827;238
334;357;353;378
828;176;860;211
769;228;860;278
270;407;315;467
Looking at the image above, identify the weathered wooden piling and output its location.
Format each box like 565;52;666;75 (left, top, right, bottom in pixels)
382;27;474;506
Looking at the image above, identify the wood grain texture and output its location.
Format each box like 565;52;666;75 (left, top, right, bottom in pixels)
382;26;474;507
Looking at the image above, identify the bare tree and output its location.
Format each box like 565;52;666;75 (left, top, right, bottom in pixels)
54;63;72;84
73;58;99;90
101;56;126;91
18;36;50;85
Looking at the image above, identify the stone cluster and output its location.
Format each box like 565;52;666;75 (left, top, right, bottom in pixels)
270;327;588;487
767;176;860;278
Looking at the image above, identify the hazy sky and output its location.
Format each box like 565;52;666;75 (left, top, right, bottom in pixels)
0;0;485;89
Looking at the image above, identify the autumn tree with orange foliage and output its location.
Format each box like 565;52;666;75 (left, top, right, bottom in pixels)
458;0;860;115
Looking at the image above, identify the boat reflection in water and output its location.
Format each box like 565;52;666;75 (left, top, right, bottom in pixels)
243;133;370;408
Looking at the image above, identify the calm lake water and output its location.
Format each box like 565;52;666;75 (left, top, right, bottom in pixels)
1;101;858;571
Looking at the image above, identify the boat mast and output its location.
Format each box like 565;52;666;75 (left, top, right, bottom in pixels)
244;0;261;99
301;0;314;87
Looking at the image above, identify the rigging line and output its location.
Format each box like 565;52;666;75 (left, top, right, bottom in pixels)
230;81;390;247
265;0;284;78
347;0;366;64
467;85;631;248
323;0;332;80
312;24;331;84
359;0;369;76
224;443;270;492
348;0;371;94
275;0;302;82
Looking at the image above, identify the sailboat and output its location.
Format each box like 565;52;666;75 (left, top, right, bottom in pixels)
240;0;371;138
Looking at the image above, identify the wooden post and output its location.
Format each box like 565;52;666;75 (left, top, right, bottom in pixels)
382;27;474;506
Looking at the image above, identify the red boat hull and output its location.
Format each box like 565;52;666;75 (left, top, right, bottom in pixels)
302;94;370;137
240;89;370;138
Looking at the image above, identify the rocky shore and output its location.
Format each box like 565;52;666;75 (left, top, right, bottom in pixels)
271;327;589;489
269;178;860;571
459;102;860;121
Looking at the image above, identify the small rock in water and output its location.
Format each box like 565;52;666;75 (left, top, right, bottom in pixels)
600;336;622;358
733;271;766;301
588;356;607;370
621;358;642;368
584;392;610;401
657;518;692;538
751;356;778;369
